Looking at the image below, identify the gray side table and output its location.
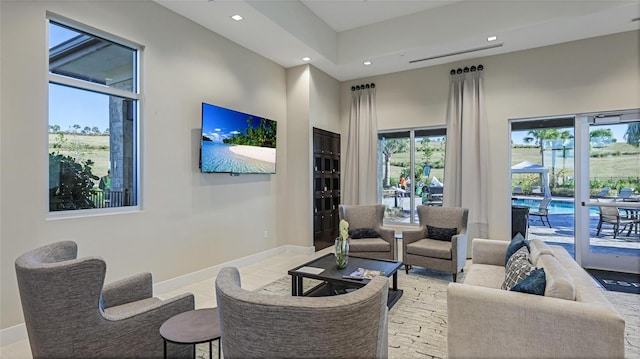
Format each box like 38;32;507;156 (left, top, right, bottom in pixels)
160;308;221;359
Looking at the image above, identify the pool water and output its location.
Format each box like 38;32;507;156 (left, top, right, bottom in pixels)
513;198;599;216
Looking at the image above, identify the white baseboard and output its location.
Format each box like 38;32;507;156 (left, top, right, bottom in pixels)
0;244;314;347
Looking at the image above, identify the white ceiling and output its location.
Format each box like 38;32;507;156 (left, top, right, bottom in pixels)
155;0;640;81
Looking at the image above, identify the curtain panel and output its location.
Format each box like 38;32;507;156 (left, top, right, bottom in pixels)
344;84;378;205
443;67;489;243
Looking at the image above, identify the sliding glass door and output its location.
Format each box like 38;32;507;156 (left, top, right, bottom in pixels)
575;110;640;274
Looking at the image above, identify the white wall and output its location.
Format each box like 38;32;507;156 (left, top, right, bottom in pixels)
340;30;640;237
0;1;289;329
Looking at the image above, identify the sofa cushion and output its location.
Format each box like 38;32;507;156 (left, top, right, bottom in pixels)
529;239;554;265
349;237;390;252
505;233;529;265
501;247;534;290
349;227;380;239
510;268;546;295
406;238;452;260
426;225;457;241
537;253;576;300
462;263;505;288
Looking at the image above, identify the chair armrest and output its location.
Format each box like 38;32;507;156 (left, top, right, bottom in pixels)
101;292;194;322
377;226;395;244
451;233;469;264
471;238;509;266
102;272;153;308
401;228;424;245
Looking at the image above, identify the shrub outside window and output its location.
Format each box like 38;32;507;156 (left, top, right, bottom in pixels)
48;19;139;212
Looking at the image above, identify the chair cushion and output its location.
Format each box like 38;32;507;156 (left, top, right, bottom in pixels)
349;227;380;239
406;238;452;260
425;225;457;241
349;238;390;252
510;268;546;295
501;247;534;290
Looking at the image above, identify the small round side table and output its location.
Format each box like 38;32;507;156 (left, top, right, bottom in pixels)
160;308;221;359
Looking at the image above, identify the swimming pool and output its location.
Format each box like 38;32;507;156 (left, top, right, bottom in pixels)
512;198;599;216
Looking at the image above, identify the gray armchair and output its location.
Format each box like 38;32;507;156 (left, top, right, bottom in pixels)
402;206;469;282
215;267;389;359
15;240;195;359
338;204;395;260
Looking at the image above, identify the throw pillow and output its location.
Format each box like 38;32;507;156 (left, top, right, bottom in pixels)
425;225;458;241
349;227;380;239
511;268;546;295
501;247;534;290
505;233;530;265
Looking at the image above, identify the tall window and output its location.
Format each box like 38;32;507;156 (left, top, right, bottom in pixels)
48;19;139;212
378;128;446;224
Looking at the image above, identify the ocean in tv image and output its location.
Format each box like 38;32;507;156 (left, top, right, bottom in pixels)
201;103;277;174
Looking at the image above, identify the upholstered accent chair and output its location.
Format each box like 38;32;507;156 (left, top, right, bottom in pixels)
15;241;195;359
215;267;389;359
402;206;469;282
338;204;395;260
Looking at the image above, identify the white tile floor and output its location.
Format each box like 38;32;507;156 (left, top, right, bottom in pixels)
0;246;334;359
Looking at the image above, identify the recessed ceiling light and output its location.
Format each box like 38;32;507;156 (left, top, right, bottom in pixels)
364;61;372;66
231;14;243;21
487;36;497;42
302;57;311;62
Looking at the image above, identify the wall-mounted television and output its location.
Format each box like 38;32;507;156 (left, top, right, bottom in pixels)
200;103;277;174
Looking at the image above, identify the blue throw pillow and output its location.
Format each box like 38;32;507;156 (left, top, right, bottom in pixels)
349;228;380;239
511;268;546;295
505;233;530;265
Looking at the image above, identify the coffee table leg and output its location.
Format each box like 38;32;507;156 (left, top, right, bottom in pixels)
393;272;398;291
163;340;167;359
291;275;296;296
218;338;221;359
297;276;303;296
209;340;212;358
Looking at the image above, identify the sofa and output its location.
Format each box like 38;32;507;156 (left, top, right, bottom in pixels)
447;238;625;359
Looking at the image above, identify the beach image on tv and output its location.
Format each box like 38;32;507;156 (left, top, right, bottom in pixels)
201;103;277;174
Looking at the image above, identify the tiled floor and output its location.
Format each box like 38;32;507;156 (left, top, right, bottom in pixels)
0;246;334;359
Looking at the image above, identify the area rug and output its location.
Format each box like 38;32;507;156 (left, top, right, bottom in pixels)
587;269;640;295
196;268;640;359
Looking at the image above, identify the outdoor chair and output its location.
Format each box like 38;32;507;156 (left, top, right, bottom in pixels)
338;204;395;260
215;267;389;359
402;206;469;282
531;185;543;195
528;197;552;228
15;241;195;359
596;205;637;239
617;187;635;201
594;187;611;198
512;186;524;195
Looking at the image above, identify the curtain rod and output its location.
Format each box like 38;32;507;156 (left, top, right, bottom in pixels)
450;65;483;75
351;83;375;91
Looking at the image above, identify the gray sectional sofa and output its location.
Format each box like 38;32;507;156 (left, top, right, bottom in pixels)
447;238;625;359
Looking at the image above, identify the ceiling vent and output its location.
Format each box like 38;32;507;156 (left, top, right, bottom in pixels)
409;43;504;64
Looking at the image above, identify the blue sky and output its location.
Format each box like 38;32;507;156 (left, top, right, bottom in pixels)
201;103;272;143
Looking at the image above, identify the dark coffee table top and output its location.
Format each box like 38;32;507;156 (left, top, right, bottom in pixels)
288;253;402;284
160;308;221;345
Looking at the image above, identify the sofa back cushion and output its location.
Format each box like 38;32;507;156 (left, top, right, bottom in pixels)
529;239;554;265
537;254;576;300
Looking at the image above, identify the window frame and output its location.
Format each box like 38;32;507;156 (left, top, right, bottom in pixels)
46;14;143;217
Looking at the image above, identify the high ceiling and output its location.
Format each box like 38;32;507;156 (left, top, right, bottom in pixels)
155;0;640;81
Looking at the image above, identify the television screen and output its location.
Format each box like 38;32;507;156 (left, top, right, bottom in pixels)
200;103;277;174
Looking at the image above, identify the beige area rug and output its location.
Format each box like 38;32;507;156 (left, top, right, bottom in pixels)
198;268;639;359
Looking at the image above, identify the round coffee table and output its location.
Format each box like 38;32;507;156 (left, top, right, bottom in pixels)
160;308;221;359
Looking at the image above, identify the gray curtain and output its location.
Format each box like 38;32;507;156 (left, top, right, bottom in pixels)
443;67;489;246
344;84;378;205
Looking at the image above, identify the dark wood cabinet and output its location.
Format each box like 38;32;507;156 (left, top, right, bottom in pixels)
313;128;340;251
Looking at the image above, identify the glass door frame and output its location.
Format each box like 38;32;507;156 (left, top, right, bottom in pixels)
575;111;640;273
